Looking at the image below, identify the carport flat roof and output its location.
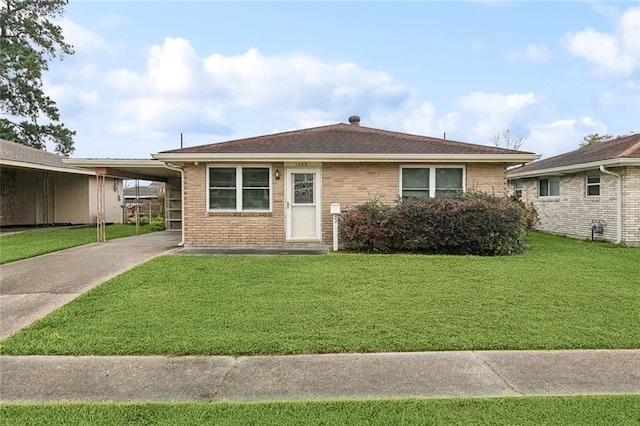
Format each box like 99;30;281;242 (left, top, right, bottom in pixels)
63;159;180;181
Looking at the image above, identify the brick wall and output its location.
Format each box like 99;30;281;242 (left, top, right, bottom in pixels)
510;166;639;245
321;163;399;245
183;162;286;245
466;163;509;196
183;161;510;246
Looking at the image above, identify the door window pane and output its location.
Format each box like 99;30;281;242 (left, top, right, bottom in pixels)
293;173;314;204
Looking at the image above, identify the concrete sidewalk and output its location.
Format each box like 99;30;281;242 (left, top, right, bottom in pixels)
1;350;639;402
0;231;181;340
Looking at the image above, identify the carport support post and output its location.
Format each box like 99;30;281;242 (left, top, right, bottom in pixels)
96;168;107;242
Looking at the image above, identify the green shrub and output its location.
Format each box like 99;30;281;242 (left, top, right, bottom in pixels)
339;199;392;252
150;216;166;232
509;194;538;230
339;194;528;255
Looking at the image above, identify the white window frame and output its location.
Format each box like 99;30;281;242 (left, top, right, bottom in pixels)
586;173;600;197
207;165;272;212
399;166;466;199
538;176;560;198
513;180;524;198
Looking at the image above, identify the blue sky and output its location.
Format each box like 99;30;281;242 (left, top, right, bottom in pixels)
47;1;639;160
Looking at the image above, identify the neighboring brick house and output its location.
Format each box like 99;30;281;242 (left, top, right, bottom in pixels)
0;138;123;228
507;133;640;246
153;117;539;247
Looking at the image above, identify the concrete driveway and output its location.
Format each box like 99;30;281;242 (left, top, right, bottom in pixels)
0;231;181;340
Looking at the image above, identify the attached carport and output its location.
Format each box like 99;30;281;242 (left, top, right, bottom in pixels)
64;159;183;243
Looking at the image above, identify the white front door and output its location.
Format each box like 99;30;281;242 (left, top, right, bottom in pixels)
286;169;321;241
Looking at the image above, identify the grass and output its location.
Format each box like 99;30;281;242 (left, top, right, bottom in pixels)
1;232;638;356
0;224;151;264
1;396;639;425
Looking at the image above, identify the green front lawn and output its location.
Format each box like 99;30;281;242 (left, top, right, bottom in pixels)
1;232;637;355
2;396;639;425
0;224;151;264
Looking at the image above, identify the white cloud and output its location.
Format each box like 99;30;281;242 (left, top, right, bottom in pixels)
111;96;227;135
45;83;99;116
60;18;113;55
369;101;439;136
105;38;413;136
507;44;553;63
65;64;98;81
563;6;640;76
527;117;608;158
598;79;640;109
454;92;539;142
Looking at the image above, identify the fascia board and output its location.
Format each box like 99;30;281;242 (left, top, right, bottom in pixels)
507;158;640;179
0;159;96;176
63;159;165;168
152;153;541;164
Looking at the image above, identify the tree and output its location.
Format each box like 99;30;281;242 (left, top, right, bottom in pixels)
579;133;613;149
1;0;75;155
490;129;526;150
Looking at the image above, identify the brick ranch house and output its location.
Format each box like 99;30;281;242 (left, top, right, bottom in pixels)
153;117;539;247
507;133;640;246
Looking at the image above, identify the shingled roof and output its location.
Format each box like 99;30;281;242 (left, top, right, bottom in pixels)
163;123;536;154
157;123;537;158
508;133;640;178
0;138;92;174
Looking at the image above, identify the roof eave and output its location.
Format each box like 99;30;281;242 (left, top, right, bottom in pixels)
152;152;541;164
507;158;640;179
0;159;95;176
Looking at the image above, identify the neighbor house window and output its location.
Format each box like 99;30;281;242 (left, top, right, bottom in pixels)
513;180;524;198
586;173;600;197
538;176;560;197
208;166;271;211
401;167;464;199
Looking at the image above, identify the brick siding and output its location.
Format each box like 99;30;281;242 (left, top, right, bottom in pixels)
509;166;640;246
183;162;510;246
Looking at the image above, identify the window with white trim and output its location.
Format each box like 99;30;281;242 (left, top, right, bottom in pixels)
208;166;271;211
538;176;559;197
513;180;524;198
401;167;464;199
586;173;600;197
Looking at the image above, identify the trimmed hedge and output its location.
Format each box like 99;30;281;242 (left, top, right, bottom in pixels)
339;193;528;256
339;199;392;253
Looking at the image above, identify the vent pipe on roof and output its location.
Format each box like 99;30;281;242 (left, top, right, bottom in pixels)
348;115;361;126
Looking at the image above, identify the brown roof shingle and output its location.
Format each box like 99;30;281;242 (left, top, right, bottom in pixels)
509;133;640;175
0;138;74;169
160;123;535;156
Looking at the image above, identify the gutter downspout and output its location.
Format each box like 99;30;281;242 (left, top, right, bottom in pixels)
164;162;185;247
599;165;622;244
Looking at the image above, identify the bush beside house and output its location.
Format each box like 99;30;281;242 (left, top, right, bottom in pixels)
340;194;530;256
